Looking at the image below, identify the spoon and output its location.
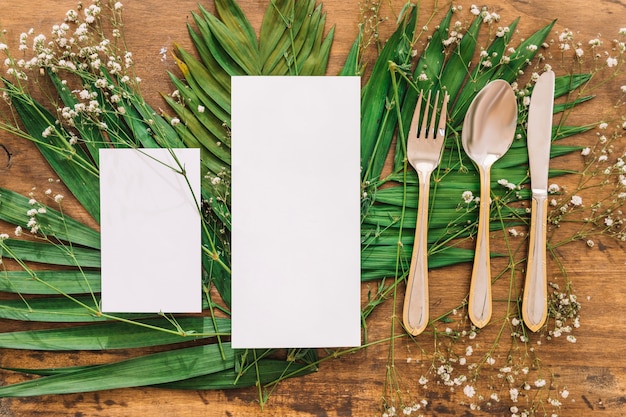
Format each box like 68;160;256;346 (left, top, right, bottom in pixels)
462;80;518;328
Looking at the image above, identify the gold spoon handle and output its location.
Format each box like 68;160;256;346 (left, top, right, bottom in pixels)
468;166;492;328
403;170;431;336
522;193;548;331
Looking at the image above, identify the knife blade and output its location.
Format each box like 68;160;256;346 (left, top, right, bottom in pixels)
522;70;555;332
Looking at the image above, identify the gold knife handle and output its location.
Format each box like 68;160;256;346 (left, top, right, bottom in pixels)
402;171;431;336
522;193;549;332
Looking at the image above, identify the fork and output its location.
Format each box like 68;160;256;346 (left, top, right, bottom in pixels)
402;90;449;336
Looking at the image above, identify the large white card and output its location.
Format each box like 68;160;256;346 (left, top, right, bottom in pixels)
100;148;201;313
231;76;361;348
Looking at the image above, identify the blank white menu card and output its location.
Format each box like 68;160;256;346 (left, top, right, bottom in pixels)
100;148;201;313
231;76;361;348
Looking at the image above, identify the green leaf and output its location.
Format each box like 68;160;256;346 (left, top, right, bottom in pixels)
361;5;417;182
0;270;100;295
0;343;235;397
200;5;260;74
1;239;100;268
0;187;100;249
339;31;362;76
159;358;315;390
0;317;230;350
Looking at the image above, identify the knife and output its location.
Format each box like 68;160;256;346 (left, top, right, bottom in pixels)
522;70;555;332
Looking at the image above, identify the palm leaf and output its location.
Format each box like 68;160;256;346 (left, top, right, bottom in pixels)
0;343;235;397
0;317;230;350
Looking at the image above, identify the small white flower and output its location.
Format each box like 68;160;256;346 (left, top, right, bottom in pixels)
42;126;53;138
607;57;618;68
197;105;205;113
581;147;591;156
462;190;474;204
14;226;22;236
534;378;547;387
561;389;570;399
0;233;9;240
570;195;583;206
587;239;595;247
114;2;123;10
170;117;180;126
567;335;577;343
463;385;476;398
54;194;64;203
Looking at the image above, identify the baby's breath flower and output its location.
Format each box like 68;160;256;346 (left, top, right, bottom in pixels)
586;239;595;247
607;56;618;67
171;117;180;126
14;226;22;236
463;385;476;398
570;195;583;206
535;378;547;388
54;194;63;203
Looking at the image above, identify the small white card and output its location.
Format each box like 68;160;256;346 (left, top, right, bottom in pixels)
100;148;201;313
231;76;361;348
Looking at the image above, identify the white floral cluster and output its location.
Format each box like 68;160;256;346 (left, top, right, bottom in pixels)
546;282;581;343
554;26;625;81
0;1;140;147
381;399;428;417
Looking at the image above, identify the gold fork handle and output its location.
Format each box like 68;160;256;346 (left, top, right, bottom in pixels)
403;170;431;336
468;165;493;328
522;193;548;332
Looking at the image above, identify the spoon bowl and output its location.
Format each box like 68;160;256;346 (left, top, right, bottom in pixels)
462;80;517;328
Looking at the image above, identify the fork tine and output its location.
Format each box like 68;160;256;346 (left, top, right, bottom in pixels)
419;90;431;139
427;90;440;139
438;92;450;138
409;90;424;140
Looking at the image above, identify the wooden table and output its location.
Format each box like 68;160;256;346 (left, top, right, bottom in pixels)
0;0;625;415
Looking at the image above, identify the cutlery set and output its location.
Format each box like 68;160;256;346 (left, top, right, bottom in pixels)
402;71;555;335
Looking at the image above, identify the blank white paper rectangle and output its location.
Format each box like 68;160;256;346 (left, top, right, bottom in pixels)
231;76;361;348
100;148;201;313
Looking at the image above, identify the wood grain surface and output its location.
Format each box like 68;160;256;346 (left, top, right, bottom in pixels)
0;0;625;416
